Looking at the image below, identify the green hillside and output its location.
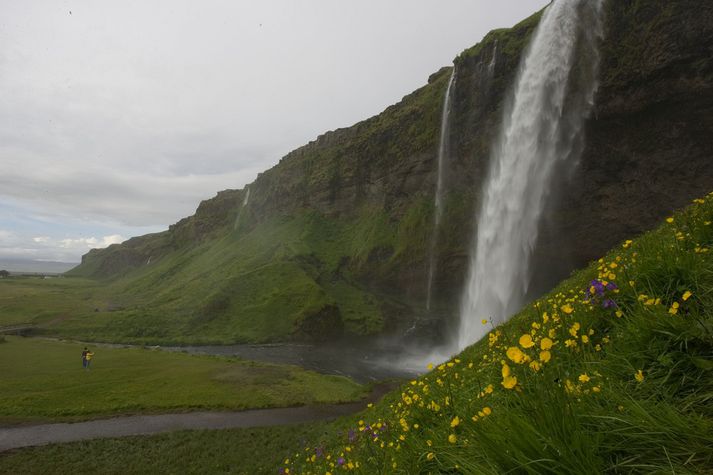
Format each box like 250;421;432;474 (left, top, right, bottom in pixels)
275;192;713;473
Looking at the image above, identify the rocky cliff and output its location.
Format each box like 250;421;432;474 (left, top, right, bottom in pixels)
68;0;713;345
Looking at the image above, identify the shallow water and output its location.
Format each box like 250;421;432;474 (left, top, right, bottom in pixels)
165;343;420;383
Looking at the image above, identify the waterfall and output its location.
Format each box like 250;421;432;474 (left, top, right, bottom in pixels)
458;0;604;350
488;39;498;75
233;186;251;231
426;68;456;310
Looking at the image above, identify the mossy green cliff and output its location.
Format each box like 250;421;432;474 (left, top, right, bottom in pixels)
65;0;713;345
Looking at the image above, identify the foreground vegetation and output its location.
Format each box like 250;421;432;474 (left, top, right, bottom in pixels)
4;194;712;474
0;423;332;475
275;192;713;474
0;337;364;424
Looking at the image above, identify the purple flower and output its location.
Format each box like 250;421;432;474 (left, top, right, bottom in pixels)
606;282;618;291
602;298;617;309
590;280;605;295
338;457;345;466
348;429;356;443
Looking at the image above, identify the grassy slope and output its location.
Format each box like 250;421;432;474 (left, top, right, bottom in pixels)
0;337;364;424
3;200;444;345
47;61;459;345
7;192;712;473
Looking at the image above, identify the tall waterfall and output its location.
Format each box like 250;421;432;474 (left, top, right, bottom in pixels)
458;0;605;350
426;69;456;310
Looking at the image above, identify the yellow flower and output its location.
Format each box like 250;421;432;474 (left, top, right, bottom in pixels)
448;434;457;444
450;416;460;428
578;373;591;383
502;364;511;378
682;290;693;301
668;302;680;315
539;350;551;363
519;334;535;348
482;407;492;416
506;347;527;364
481;319;488;325
540;337;553;350
502;375;517;389
564;339;577;348
561;304;574;314
666;217;674;223
635;369;645;382
529;360;541;372
426;453;435;461
427;363;433;370
581;335;589;344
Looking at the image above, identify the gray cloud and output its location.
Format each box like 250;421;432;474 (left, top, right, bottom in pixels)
0;0;547;263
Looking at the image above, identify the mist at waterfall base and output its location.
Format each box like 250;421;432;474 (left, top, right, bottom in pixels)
390;0;606;373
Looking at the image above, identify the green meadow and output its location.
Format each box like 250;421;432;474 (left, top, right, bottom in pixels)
0;337;365;424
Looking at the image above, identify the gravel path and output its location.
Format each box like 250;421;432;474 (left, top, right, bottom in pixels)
0;383;395;452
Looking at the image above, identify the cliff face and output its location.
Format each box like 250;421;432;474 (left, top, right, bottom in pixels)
69;0;713;345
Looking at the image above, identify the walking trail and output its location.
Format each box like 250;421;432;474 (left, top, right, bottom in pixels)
0;383;395;453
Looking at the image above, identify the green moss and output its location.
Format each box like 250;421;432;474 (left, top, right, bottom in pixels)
456;7;544;64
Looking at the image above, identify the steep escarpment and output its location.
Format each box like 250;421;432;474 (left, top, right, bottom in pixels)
67;0;713;345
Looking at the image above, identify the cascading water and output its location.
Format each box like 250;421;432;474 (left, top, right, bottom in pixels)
488;39;498;75
425;68;456;311
233;186;251;231
458;0;605;350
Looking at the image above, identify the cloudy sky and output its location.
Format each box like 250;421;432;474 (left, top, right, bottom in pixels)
0;0;546;266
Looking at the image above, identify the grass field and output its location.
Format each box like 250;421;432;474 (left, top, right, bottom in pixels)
6;194;712;473
0;337;365;424
0;277;101;328
0;422;338;475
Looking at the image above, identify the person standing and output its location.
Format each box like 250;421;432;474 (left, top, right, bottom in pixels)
85;349;94;370
81;347;89;369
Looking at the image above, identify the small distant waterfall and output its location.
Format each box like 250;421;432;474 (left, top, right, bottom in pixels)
488;39;498;75
426;68;456;310
458;0;604;350
233;186;251;231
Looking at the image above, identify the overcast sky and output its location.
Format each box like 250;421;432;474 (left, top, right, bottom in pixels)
0;0;546;265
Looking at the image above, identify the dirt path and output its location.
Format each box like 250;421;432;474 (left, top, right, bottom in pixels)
0;383;396;452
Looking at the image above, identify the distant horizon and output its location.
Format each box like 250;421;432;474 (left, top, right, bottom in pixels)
0;258;78;274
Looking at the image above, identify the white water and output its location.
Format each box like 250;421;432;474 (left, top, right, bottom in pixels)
458;0;604;350
233;186;251;231
488;39;498;75
426;69;456;310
